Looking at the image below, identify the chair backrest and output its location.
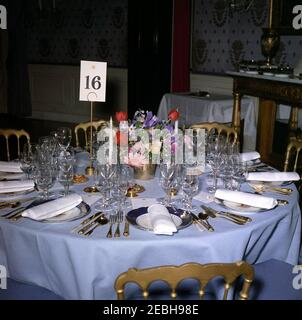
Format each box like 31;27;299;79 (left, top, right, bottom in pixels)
0;129;30;161
190;122;238;144
74;120;107;149
284;138;302;172
114;261;254;300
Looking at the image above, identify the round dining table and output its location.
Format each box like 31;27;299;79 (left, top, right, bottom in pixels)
0;153;301;299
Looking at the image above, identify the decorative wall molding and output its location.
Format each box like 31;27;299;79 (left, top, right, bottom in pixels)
28;64;127;123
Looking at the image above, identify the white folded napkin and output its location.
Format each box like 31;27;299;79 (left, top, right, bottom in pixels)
22;194;83;221
0;180;34;194
240;152;260;162
0;161;22;173
246;172;300;182
215;189;278;209
148;204;177;235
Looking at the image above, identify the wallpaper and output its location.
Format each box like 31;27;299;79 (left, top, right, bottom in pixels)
26;0;128;67
192;0;302;74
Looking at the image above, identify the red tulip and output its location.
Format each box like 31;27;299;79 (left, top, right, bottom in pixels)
115;111;128;122
116;130;128;145
168;109;179;121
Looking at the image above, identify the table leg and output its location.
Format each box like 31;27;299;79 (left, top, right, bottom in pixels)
232;92;242;136
289;106;299;138
256;99;276;164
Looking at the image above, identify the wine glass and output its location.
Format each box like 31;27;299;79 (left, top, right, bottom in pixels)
96;163;117;212
58;151;74;196
113;167;130;210
39;136;56;157
34;165;54;200
20;143;37;179
157;162;178;206
181;174;199;212
56;127;72;151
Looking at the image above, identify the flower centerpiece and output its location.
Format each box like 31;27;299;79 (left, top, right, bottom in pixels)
115;109;180;179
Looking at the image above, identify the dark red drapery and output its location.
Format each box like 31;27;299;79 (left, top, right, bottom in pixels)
171;0;190;92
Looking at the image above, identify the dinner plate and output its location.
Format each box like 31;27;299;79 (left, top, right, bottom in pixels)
245;159;261;166
248;180;291;186
126;207;193;232
0;187;35;197
41;202;90;223
215;198;270;213
245;71;258;75
275;74;290;78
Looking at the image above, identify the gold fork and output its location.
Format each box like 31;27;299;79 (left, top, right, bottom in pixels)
114;211;123;238
249;183;292;195
106;215;116;238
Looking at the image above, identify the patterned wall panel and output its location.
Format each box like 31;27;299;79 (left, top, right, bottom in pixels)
26;0;128;67
192;0;302;74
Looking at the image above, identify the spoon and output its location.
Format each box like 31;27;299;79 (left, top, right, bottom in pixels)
197;212;215;232
83;214;109;236
0;202;21;210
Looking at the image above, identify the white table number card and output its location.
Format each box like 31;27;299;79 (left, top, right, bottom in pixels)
79;60;107;102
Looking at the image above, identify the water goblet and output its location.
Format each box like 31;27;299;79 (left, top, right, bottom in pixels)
34;165;54;200
58;151;74;196
20;143;37;179
181;174;199;212
56;127;72;151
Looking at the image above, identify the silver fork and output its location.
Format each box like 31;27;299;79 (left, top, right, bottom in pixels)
114;211;123;238
106;215;116;238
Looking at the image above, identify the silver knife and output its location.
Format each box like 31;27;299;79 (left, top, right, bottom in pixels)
201;205;251;223
190;212;214;232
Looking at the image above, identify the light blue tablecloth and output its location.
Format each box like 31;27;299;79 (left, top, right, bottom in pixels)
0;155;301;299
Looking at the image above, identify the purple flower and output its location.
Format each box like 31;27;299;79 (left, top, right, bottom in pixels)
165;124;174;133
143;112;160;128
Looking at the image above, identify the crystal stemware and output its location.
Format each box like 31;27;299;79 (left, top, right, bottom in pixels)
56;127;72;151
34;165;54;200
157;162;178;206
20;143;37;179
181;174;199;212
58;151;74;196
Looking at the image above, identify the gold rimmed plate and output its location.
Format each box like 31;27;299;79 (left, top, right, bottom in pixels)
126;207;192;232
38;202;91;223
215;198;274;214
0;188;36;197
248;180;292;187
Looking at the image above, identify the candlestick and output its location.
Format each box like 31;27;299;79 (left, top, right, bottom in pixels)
174;120;179;136
38;0;42;11
109;117;113;163
85;101;95;177
53;0;56;10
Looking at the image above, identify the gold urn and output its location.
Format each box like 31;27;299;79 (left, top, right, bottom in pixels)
261;28;280;66
133;164;157;180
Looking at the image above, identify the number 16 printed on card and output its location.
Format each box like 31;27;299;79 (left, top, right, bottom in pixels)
79;60;107;102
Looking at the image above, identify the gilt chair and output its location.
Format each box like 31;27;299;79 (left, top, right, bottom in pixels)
114;261;254;300
284;137;302;173
74;120;107;150
190;122;238;144
0;129;30;161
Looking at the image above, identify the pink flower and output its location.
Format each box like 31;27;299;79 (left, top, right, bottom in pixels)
131;141;147;153
126;153;147;168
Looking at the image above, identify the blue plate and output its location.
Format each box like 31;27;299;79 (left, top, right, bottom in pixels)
126;207;193;232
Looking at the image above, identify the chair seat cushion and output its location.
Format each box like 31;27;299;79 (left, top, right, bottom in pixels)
250;259;302;300
0;279;64;300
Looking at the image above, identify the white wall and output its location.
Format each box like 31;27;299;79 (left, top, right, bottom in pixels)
190;73;233;95
28;64;127;123
190;72;259;122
